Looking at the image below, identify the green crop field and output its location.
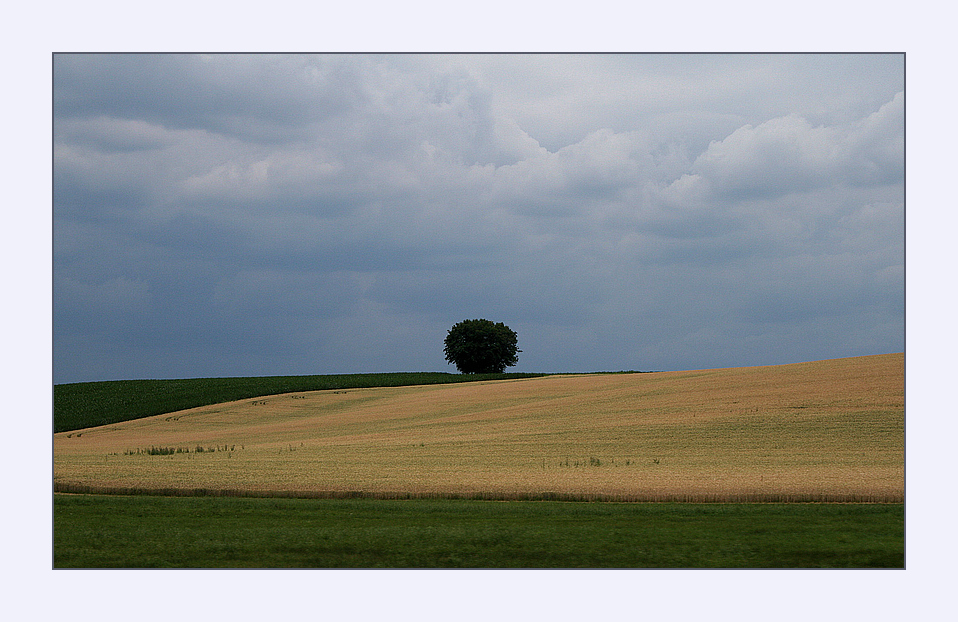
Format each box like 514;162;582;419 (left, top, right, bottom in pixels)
53;494;903;568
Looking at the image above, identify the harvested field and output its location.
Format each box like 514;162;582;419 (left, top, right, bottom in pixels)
53;353;903;502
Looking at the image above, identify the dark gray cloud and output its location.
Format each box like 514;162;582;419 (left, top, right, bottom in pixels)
53;54;904;383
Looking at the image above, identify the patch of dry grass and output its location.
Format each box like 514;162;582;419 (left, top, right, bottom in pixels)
54;353;903;502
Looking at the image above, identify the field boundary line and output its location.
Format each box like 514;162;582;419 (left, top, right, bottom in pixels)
53;482;904;504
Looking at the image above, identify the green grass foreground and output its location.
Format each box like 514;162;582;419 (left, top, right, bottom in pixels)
53;494;903;568
54;372;547;433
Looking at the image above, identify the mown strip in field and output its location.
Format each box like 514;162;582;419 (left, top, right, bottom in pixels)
53;494;905;568
54;371;547;432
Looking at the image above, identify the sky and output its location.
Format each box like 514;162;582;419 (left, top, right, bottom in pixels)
52;53;904;383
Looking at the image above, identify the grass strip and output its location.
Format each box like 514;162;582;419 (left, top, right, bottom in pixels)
54;371;546;433
51;483;904;504
53;494;904;568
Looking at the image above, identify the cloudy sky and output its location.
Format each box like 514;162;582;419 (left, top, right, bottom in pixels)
52;54;904;383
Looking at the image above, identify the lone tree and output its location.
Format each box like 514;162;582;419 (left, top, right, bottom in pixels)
443;318;520;374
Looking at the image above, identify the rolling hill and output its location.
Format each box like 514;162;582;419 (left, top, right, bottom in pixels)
53;353;903;502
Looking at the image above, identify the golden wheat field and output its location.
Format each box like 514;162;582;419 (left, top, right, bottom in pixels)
53;353;903;502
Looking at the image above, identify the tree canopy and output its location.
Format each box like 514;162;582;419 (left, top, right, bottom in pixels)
443;319;520;374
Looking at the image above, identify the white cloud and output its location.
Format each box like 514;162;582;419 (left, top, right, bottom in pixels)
841;91;904;185
690;115;836;199
181;149;343;204
491;116;548;164
687;92;903;201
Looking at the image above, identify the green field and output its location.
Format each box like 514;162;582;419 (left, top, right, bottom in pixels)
53;494;903;568
53;371;546;433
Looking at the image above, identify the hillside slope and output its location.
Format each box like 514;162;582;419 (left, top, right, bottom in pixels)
54;353;904;502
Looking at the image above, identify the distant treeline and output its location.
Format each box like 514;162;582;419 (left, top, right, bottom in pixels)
53;372;547;433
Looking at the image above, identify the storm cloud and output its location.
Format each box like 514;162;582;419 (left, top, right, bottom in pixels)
53;54;904;383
